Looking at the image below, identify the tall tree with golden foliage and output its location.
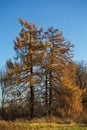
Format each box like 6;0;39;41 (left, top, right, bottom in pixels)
43;27;74;117
14;18;46;119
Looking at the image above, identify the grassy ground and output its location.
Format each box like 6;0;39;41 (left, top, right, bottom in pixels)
0;120;87;130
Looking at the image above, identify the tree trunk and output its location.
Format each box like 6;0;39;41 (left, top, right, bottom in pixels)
1;77;5;119
45;73;48;117
48;72;52;117
30;84;34;119
30;61;34;119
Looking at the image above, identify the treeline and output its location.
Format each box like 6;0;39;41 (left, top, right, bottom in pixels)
0;18;87;121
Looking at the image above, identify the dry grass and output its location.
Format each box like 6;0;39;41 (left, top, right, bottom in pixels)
0;120;87;130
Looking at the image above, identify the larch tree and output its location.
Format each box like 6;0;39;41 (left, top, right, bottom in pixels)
43;27;74;117
14;18;46;119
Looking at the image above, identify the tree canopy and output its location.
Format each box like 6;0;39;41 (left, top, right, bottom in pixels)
0;18;84;120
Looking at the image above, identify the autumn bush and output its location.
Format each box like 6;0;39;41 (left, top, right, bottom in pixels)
76;110;87;124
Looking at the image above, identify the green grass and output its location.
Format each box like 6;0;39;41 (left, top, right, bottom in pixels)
0;120;87;130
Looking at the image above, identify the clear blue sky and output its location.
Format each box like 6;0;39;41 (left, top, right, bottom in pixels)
0;0;87;68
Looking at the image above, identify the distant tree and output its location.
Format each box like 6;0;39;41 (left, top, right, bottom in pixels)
75;61;87;89
75;61;87;109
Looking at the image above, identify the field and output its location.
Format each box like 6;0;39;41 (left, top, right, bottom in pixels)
0;120;87;130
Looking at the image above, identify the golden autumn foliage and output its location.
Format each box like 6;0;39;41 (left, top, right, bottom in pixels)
57;62;83;118
18;39;23;47
0;18;84;121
